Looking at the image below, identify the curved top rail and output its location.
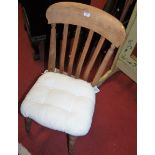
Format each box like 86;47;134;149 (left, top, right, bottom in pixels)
46;2;126;47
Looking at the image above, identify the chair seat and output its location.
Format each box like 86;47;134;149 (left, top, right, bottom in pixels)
21;72;96;136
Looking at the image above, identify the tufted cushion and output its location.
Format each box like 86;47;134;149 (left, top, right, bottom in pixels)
21;72;96;136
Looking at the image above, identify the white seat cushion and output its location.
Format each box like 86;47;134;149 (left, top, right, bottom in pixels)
21;72;96;136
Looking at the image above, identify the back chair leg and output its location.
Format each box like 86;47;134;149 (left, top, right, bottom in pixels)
25;117;32;134
67;134;77;155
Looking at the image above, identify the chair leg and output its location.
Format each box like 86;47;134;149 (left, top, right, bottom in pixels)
25;117;32;134
67;134;77;155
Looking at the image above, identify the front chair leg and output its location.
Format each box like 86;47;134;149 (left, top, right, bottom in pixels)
67;134;77;155
25;117;32;134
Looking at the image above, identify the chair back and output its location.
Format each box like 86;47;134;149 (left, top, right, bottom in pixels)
46;2;126;86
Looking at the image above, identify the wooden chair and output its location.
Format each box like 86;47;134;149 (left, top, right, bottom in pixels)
21;2;126;155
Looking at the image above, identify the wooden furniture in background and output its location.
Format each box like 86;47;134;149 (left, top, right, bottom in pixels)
103;0;136;25
20;0;90;60
24;2;126;155
98;2;137;85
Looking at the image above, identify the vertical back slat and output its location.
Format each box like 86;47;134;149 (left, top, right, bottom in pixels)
60;24;69;73
75;30;94;78
67;25;81;75
48;24;56;72
92;44;115;85
83;36;105;80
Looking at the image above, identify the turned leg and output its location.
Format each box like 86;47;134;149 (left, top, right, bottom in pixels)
67;134;77;155
25;117;32;134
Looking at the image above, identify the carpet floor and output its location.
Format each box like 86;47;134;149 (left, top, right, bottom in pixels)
18;3;137;155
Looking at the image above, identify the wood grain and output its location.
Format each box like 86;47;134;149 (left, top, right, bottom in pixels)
83;36;105;80
92;44;115;85
25;117;32;134
75;30;94;78
67;26;81;75
67;134;77;155
48;24;56;72
46;2;126;47
60;24;69;73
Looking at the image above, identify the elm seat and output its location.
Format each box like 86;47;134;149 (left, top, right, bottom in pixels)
21;72;96;136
